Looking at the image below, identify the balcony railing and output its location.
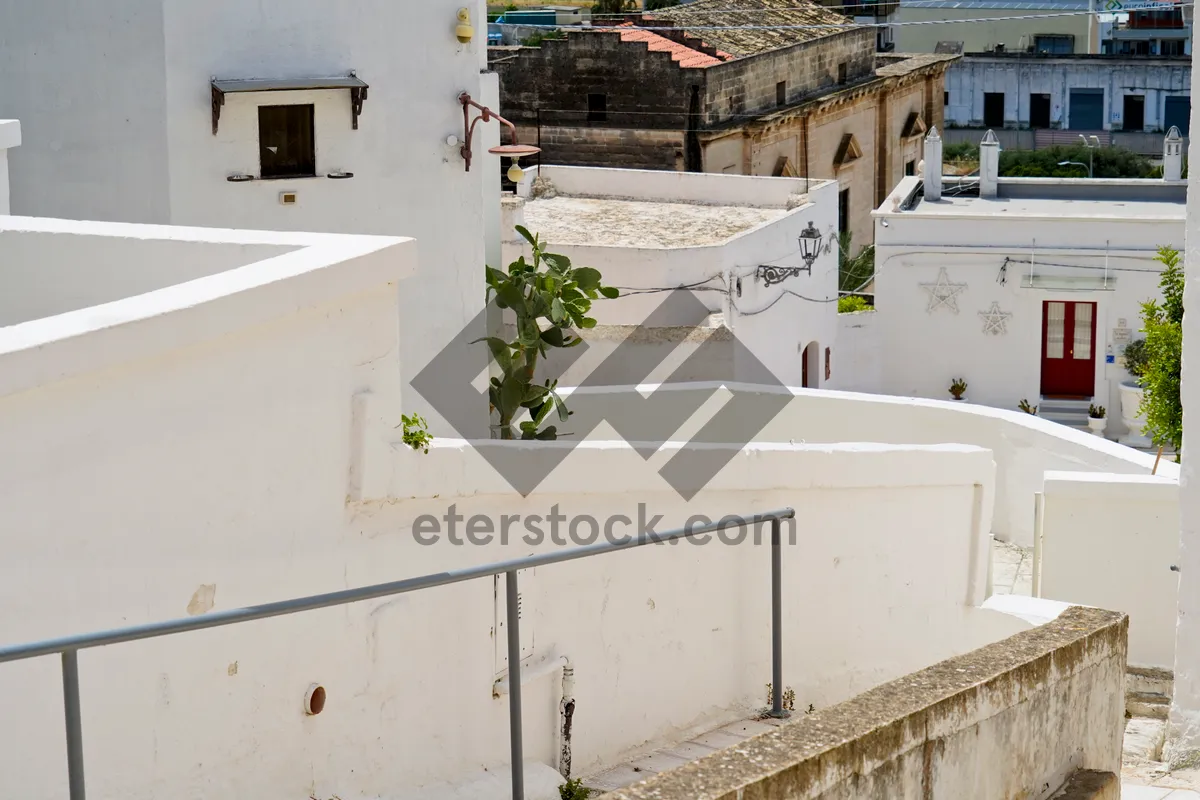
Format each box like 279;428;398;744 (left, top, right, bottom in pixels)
0;507;797;800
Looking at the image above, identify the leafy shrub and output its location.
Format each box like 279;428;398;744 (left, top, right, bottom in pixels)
559;777;593;800
949;377;967;399
1088;404;1106;419
401;413;433;454
838;295;873;314
998;145;1152;179
1138;245;1184;452
521;30;566;46
1123;338;1149;380
943;141;979;162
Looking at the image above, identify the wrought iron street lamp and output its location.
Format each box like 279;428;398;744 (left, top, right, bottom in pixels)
757;221;823;287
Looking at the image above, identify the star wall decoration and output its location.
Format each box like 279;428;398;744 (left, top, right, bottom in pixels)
920;268;967;314
979;301;1013;335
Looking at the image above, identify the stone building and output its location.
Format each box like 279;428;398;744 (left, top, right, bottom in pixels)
489;0;958;248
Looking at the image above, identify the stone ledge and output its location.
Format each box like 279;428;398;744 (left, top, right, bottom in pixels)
603;606;1127;800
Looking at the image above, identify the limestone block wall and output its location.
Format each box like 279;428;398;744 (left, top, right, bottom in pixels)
605;606;1128;800
703;28;875;124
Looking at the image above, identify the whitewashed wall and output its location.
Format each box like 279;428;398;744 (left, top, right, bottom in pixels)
0;215;1046;798
0;0;492;434
576;383;1172;546
945;57;1192;131
873;176;1181;427
831;309;881;392
1040;471;1179;668
1168;79;1200;760
0;119;19;215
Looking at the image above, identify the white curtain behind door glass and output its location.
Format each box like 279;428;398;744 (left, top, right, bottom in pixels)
1046;302;1065;358
1073;303;1092;360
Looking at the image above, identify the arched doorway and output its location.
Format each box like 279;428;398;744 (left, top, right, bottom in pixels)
802;341;820;388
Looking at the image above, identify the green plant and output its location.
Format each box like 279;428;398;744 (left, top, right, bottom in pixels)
838;294;873;314
400;413;433;454
1018;399;1037;415
593;0;634;12
480;226;618;440
943;141;980;162
1123;338;1149;381
998;145;1152;179
838;232;875;294
559;778;593;800
765;683;796;712
521;29;566;46
1138;245;1184;453
646;0;681;7
1089;404;1106;419
949;378;967;399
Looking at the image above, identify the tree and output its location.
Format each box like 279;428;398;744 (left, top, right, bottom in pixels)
838;232;874;295
479;226;619;440
1138;245;1184;455
645;0;681;8
998;145;1152;179
593;0;635;13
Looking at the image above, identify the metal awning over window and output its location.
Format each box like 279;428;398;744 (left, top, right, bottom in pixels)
210;74;369;134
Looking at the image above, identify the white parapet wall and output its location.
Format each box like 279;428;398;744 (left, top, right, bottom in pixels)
1039;471;1180;669
0;222;1040;799
557;383;1174;547
1;434;1037;800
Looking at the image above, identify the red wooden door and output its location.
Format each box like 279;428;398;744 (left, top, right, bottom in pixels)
1040;300;1097;397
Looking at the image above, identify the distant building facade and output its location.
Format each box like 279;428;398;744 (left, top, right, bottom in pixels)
943;53;1191;136
894;0;1099;55
490;0;958;248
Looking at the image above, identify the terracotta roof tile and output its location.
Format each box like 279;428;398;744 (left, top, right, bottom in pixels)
649;0;855;58
610;22;729;68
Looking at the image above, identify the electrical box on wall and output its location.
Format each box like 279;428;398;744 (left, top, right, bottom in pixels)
279;191;298;206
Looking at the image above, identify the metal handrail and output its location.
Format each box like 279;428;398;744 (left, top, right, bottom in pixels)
0;507;796;800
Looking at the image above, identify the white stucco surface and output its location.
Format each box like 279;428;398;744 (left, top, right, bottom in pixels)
1040;471;1180;668
522;197;784;248
0;0;493;434
0;215;1046;797
562;383;1176;546
1168;67;1200;758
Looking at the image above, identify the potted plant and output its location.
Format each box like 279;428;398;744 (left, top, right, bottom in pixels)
1087;404;1107;436
1120;338;1151;447
949;378;968;401
1018;399;1037;415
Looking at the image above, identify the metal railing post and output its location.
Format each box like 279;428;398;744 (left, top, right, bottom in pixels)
61;650;86;800
768;518;788;718
505;570;525;800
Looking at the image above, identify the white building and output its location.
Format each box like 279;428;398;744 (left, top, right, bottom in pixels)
944;52;1192;135
0;112;1174;798
0;0;504;432
870;128;1184;441
503;166;841;389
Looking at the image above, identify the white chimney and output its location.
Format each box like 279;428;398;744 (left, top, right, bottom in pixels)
923;126;943;201
980;129;1000;198
1164;126;1184;182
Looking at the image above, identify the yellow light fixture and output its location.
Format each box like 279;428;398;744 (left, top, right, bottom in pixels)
455;8;474;43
